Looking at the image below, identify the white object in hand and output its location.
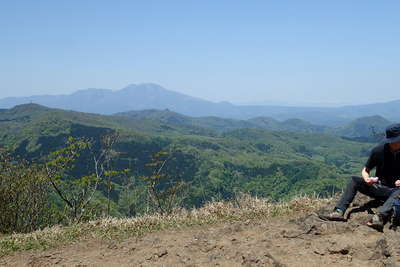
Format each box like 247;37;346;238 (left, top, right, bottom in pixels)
370;177;379;182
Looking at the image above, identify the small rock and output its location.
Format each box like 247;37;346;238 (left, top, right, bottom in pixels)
328;245;350;255
156;249;168;258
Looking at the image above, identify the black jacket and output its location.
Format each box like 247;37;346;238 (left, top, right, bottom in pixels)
365;143;400;187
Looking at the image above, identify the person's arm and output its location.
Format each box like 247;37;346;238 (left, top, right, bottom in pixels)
362;167;376;185
363;147;378;185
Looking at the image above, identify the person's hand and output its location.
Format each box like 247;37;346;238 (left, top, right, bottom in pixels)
395;180;400;187
365;177;378;185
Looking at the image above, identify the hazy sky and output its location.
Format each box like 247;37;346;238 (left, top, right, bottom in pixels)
1;1;399;106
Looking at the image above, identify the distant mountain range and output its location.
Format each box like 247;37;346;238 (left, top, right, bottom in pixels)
1;83;399;126
117;109;391;140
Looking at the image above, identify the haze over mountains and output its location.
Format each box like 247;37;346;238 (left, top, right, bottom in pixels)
0;103;391;145
0;83;399;126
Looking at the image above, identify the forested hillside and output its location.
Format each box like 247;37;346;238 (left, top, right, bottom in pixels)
0;104;375;233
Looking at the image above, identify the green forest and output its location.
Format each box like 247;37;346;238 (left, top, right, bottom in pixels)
0;104;379;234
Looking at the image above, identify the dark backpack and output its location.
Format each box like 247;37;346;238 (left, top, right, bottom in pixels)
392;196;400;226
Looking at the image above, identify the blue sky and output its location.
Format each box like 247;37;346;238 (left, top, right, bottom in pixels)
1;1;399;106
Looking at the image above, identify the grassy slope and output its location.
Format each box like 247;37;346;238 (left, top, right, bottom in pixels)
0;195;331;257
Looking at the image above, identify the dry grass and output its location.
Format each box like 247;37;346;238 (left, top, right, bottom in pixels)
0;194;332;257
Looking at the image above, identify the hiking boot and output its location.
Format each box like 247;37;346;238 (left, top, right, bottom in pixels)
319;208;346;221
367;214;384;232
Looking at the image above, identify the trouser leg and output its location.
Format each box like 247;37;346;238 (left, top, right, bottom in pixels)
378;189;400;217
335;176;395;211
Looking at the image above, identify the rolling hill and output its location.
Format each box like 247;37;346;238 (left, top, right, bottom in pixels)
332;115;391;137
0;104;216;148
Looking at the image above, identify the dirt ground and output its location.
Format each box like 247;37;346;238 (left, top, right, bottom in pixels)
1;196;400;267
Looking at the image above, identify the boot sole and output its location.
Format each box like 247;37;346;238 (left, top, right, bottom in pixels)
367;222;384;232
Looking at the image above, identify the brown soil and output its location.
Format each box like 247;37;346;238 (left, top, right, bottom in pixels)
1;195;400;267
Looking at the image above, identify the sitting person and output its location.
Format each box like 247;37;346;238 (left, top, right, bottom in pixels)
320;123;400;230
